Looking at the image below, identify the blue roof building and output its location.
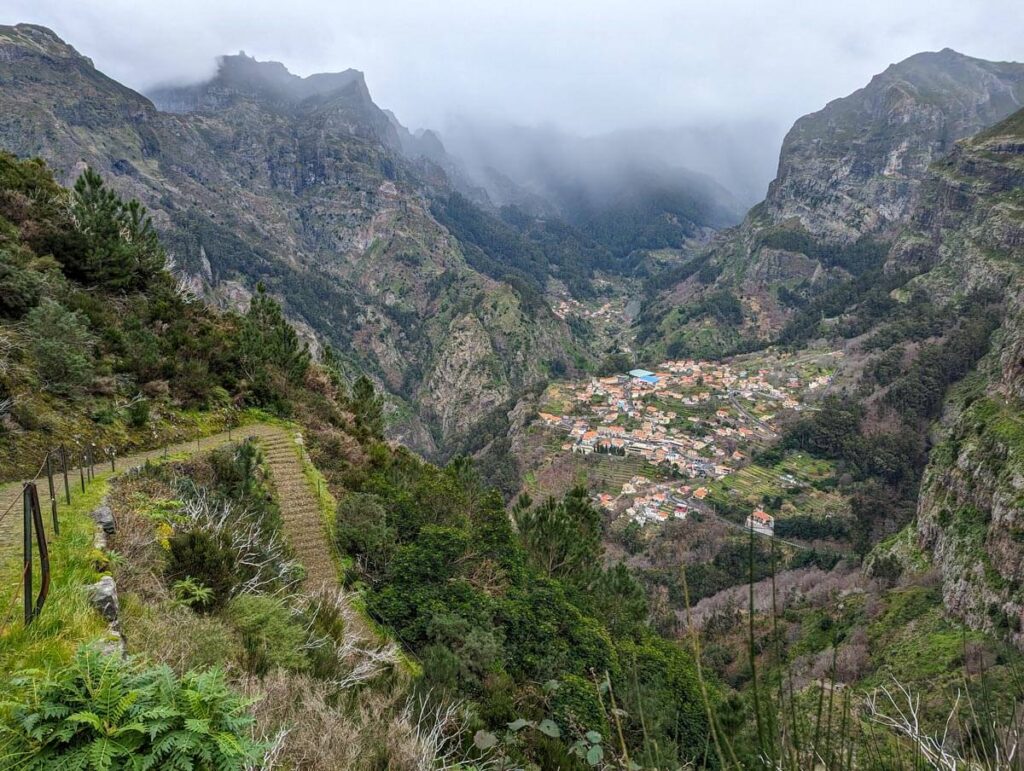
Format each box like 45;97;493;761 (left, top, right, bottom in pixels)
629;369;654;378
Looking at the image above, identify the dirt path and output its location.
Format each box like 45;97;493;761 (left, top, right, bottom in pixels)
0;424;337;587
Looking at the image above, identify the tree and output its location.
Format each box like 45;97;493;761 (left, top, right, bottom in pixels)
351;375;384;437
335;492;394;574
69;167;165;290
238;283;310;393
513;487;602;581
25;299;94;396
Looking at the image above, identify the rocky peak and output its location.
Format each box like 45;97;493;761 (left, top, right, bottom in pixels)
149;53;368;113
0;23;88;63
148;52;399;149
765;49;1024;241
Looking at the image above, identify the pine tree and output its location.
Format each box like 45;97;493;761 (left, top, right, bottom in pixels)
351;375;384;437
238;283;310;389
69;167;165;291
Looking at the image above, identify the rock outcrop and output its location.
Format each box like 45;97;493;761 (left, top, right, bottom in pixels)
903;111;1024;644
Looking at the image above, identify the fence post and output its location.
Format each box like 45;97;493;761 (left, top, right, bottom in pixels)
22;484;32;626
27;484;49;621
45;453;55;502
46;453;59;536
110;450;115;473
61;445;71;504
80;458;86;493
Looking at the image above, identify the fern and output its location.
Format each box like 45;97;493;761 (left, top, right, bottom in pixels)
0;647;262;770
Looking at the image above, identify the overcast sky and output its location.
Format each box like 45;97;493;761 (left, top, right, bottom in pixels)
5;0;1022;137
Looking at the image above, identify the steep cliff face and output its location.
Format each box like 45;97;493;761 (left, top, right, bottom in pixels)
0;24;572;454
907;110;1024;642
638;50;1024;360
766;49;1024;241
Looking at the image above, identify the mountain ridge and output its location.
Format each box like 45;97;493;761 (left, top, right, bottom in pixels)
0;23;580;456
637;47;1024;361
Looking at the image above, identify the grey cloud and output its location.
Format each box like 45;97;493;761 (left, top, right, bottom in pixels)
4;0;1021;201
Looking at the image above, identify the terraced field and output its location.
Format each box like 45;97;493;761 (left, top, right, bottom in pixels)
525;448;670;500
708;453;847;519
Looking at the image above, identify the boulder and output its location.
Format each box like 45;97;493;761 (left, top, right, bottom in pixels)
87;575;119;623
91;503;116;535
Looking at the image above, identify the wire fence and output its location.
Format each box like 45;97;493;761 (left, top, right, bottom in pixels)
0;423;271;633
0;443;107;631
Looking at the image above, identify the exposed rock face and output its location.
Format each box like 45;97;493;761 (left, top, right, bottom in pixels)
0;24;571;454
640;50;1024;359
766;49;1024;241
903;111;1024;644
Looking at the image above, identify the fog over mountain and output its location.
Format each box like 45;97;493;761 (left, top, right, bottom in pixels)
442;118;783;213
5;0;1022;208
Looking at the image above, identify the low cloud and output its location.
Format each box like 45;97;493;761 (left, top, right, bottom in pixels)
5;0;1021;198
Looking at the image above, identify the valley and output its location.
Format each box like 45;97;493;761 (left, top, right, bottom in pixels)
1;13;1024;771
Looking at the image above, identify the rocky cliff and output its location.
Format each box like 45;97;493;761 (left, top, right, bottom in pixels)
638;50;1024;360
0;24;573;454
905;109;1024;643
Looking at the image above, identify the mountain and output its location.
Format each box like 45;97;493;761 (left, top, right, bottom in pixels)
766;48;1024;240
896;108;1024;643
0;151;713;770
0;24;582;454
638;49;1024;359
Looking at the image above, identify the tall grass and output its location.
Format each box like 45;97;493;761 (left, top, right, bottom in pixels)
679;529;1024;770
0;475;110;674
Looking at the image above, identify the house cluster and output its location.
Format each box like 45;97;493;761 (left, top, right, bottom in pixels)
539;358;828;479
593;474;721;526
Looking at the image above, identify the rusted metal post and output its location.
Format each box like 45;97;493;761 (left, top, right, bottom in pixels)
22;484;32;625
45;453;55;502
61;446;71;504
28;484;49;621
79;458;85;493
110;450;115;472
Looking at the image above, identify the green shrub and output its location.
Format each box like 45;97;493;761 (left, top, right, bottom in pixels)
0;256;44;318
0;646;261;770
126;397;150;428
335;492;393;570
225;595;310;676
25;298;94;396
166;530;237;607
550;673;609;740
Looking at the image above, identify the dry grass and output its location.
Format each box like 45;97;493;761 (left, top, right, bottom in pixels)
107;486;170;602
237;585;477;770
121;598;244;674
242;671;473;771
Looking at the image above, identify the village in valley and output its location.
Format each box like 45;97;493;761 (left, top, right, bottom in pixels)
533;354;839;537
